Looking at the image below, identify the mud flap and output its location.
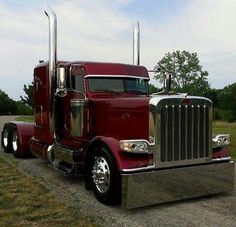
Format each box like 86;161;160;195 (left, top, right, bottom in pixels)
122;162;235;209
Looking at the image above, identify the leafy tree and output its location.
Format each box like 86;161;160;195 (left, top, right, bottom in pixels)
148;83;159;94
205;88;222;108
217;83;236;122
16;101;33;115
0;90;17;115
20;81;34;109
154;50;210;96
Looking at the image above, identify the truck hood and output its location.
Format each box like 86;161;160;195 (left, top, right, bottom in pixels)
89;96;150;141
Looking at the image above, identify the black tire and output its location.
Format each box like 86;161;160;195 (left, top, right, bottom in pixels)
12;128;21;158
2;126;13;153
89;147;121;205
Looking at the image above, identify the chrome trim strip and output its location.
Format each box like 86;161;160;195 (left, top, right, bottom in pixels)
122;157;232;172
213;157;231;162
122;165;155;173
84;74;149;80
150;95;212;106
119;139;153;146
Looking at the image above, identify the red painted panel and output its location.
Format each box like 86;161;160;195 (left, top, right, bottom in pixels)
34;62;52;144
212;146;230;159
30;137;49;160
79;62;149;78
89;96;150;141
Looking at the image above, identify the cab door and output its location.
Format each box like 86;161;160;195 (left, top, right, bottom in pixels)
55;64;88;149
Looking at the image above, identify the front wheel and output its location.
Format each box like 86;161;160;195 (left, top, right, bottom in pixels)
90;147;121;205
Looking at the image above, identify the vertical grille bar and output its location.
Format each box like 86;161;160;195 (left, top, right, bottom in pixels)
165;106;168;162
191;105;194;159
174;106;180;161
187;106;192;159
197;105;200;158
199;106;205;158
160;108;166;162
185;105;188;160
178;105;181;161
180;106;186;160
203;105;206;156
172;105;175;162
205;107;209;157
167;106;173;161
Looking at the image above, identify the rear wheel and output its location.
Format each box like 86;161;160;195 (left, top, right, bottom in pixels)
2;126;13;153
12;129;20;158
90;147;121;205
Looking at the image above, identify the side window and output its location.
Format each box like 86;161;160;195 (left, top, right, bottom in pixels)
72;75;84;92
71;67;85;93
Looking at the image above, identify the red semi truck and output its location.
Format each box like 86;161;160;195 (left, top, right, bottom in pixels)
1;7;234;209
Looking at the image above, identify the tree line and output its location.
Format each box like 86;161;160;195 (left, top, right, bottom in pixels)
0;88;32;115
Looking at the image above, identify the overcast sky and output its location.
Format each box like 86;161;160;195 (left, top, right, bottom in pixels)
0;0;236;100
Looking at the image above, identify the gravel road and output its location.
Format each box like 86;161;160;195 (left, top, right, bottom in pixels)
0;116;236;227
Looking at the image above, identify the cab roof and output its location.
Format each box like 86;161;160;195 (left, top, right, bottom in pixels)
35;61;149;79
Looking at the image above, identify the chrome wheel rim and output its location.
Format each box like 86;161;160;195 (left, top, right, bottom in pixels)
12;131;18;151
92;156;111;193
3;130;8;147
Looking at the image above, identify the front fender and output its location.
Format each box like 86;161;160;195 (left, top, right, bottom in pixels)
87;136;150;171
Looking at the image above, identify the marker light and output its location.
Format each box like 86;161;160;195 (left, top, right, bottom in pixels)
212;134;230;148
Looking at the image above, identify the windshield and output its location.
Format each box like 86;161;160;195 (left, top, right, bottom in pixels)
88;77;148;94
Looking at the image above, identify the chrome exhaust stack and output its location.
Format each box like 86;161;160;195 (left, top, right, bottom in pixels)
133;21;140;65
44;6;57;135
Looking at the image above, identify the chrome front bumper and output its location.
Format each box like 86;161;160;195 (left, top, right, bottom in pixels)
121;161;235;209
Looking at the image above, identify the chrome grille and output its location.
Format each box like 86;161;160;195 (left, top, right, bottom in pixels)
160;104;210;162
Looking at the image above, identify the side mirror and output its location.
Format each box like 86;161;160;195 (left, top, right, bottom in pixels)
56;67;67;97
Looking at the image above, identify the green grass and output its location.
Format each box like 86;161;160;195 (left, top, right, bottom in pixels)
15;115;34;123
0;157;96;226
213;121;236;160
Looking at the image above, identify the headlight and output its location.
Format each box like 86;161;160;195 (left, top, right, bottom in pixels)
119;140;150;153
212;134;230;148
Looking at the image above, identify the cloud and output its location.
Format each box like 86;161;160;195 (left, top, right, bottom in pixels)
142;0;236;87
0;0;235;100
